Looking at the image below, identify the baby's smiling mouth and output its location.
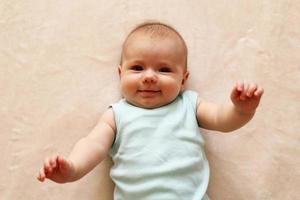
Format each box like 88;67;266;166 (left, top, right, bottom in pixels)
138;90;161;97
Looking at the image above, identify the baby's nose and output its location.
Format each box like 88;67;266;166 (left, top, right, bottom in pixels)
142;69;157;83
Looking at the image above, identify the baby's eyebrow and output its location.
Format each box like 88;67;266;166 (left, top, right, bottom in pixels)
123;58;143;65
155;59;173;66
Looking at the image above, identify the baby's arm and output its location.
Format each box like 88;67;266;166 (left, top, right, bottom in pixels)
196;82;264;132
37;108;116;183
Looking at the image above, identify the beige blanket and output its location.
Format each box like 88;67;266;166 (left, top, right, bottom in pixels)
1;0;299;199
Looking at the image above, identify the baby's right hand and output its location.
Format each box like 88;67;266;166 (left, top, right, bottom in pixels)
37;155;75;183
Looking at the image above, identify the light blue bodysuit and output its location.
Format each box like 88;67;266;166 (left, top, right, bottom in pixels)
110;90;210;200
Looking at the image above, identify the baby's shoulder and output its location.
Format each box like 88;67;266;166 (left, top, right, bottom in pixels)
99;108;116;132
181;90;199;108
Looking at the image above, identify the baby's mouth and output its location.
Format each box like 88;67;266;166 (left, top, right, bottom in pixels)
138;90;161;97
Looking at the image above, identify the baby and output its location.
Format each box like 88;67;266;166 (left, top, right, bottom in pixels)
37;22;264;200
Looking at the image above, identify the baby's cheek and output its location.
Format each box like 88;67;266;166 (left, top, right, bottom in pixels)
121;79;139;99
164;83;181;100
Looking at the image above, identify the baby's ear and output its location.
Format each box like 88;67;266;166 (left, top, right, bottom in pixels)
118;65;122;79
181;71;189;86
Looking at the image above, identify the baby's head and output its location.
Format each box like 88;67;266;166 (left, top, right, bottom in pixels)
118;22;189;109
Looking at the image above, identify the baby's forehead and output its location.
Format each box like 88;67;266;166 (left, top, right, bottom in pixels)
120;23;188;65
123;32;186;60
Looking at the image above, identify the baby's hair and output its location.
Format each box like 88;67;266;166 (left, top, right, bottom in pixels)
129;22;184;40
120;22;188;67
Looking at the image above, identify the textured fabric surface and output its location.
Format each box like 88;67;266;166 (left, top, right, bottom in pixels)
0;0;299;199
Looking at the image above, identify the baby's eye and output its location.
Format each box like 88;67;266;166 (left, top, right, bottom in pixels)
130;65;143;71
159;67;172;73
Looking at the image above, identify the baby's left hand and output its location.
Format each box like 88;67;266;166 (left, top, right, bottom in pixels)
231;82;264;114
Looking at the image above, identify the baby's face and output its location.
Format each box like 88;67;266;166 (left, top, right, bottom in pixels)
118;32;189;109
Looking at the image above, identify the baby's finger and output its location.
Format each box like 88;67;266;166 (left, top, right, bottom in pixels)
236;82;244;92
44;157;53;174
37;168;46;182
50;155;58;168
231;82;243;101
254;87;264;97
246;83;258;97
240;83;249;100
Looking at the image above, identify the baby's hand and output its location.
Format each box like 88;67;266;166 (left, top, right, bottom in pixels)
230;82;264;114
37;155;75;183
